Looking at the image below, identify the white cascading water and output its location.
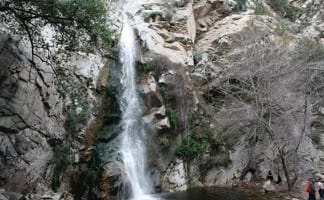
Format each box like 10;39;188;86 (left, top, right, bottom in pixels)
119;17;153;200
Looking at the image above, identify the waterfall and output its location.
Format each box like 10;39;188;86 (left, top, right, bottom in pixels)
119;16;153;200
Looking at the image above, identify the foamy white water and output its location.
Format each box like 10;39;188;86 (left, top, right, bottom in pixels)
119;16;154;200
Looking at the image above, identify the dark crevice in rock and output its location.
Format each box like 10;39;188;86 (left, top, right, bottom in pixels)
35;67;51;87
35;80;51;116
1;109;48;138
0;126;19;134
239;159;259;181
0;112;29;134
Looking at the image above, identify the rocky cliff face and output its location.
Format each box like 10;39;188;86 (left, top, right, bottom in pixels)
0;0;323;199
0;31;63;193
0;25;107;198
123;0;324;193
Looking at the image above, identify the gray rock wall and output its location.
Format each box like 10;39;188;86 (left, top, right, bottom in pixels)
0;32;64;192
0;27;107;196
130;0;324;192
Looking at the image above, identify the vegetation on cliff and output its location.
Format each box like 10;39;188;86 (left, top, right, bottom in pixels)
0;0;116;60
0;0;119;192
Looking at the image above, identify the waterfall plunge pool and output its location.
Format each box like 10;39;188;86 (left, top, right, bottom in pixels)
152;187;281;200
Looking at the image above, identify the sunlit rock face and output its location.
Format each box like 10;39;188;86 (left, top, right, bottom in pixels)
119;0;195;66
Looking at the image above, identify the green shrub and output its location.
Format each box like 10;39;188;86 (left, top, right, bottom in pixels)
160;85;171;101
160;85;180;131
92;23;117;57
268;0;301;21
175;127;212;160
254;0;267;15
102;86;121;124
172;0;189;7
210;137;224;152
65;86;90;134
285;7;301;21
137;59;166;80
214;152;232;168
166;106;180;130
175;134;205;160
209;133;238;155
70;146;104;198
52;145;70;191
234;0;247;11
1;0;117;58
268;0;288;13
138;62;155;74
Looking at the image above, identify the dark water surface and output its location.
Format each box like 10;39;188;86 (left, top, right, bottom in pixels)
158;187;280;200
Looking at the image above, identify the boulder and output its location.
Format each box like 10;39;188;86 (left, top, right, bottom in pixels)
262;180;275;193
156;118;171;130
161;159;188;192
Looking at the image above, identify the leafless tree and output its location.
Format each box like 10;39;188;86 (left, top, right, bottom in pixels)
210;38;323;190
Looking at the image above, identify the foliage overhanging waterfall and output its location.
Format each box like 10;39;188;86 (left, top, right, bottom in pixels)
118;16;153;200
